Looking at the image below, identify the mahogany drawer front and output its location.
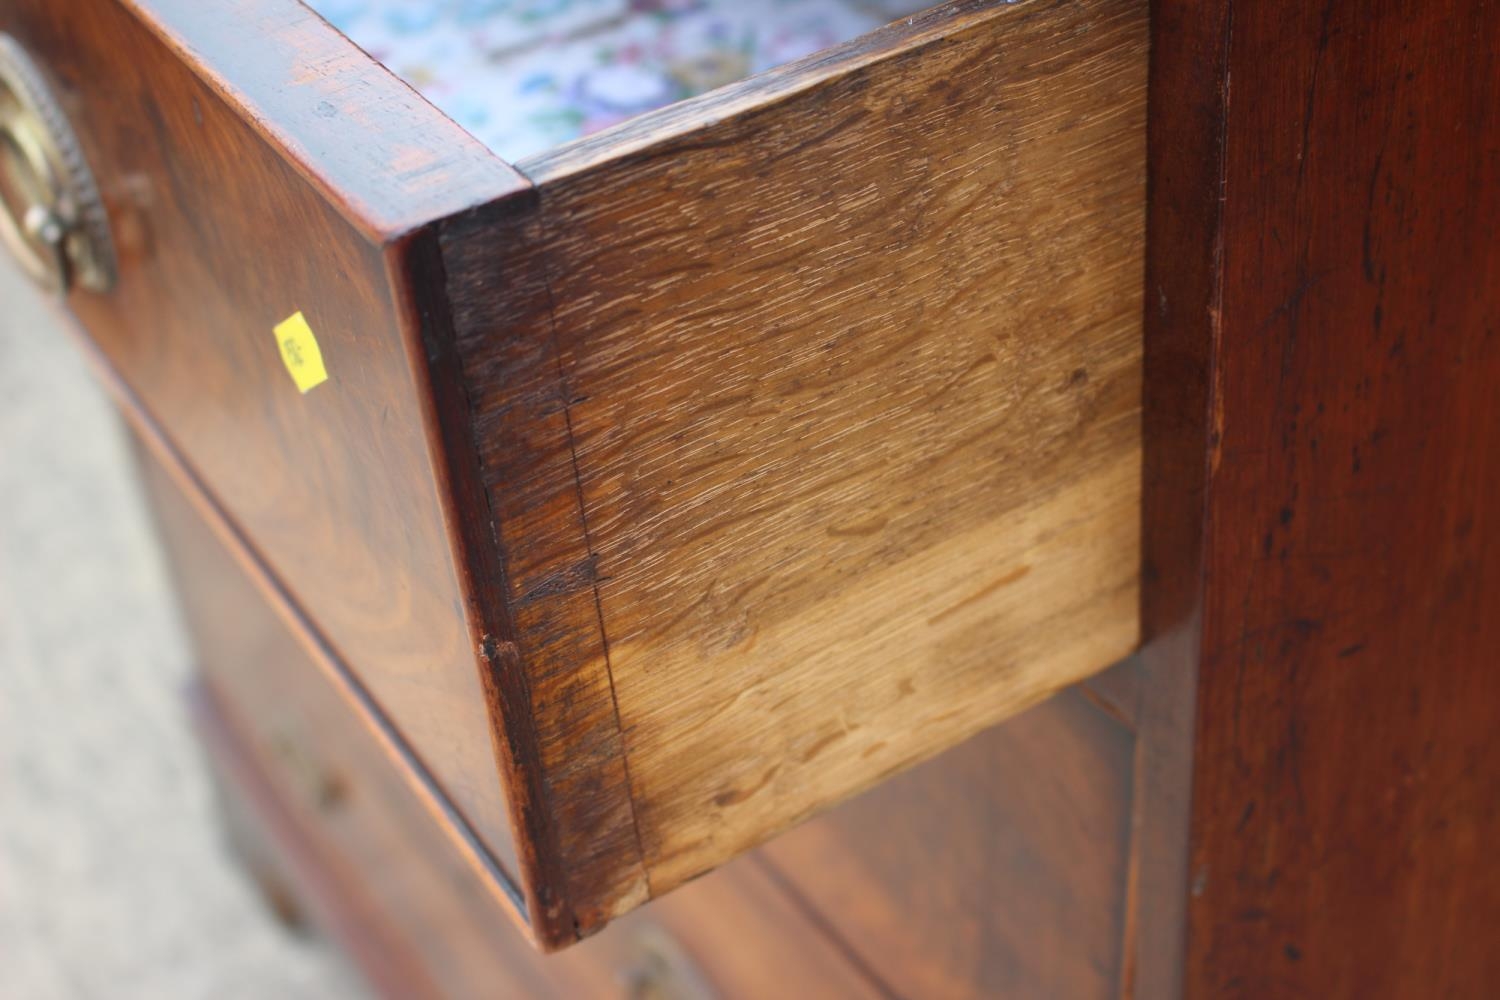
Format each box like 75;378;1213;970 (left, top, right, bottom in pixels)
0;0;528;898
137;429;887;1000
3;0;1146;944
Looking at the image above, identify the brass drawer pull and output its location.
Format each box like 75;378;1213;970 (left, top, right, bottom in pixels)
0;33;114;295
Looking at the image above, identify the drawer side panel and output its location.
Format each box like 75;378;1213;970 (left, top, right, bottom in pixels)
447;0;1146;906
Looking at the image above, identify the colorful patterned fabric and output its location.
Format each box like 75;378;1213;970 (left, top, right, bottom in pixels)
308;0;927;162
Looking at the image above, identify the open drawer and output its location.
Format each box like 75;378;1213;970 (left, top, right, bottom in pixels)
0;0;1145;946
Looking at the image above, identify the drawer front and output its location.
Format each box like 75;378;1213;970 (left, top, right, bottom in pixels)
137;426;884;1000
0;0;525;890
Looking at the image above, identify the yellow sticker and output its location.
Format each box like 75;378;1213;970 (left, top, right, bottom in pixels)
273;310;329;394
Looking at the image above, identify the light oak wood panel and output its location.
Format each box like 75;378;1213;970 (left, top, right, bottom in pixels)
444;0;1146;908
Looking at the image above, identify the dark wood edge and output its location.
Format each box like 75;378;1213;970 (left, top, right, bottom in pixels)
186;678;440;998
518;0;1040;183
69;0;564;942
392;212;593;949
70;0;598;945
1080;657;1143;732
49;296;536;941
1118;1;1229;997
417;191;653;947
116;0;527;241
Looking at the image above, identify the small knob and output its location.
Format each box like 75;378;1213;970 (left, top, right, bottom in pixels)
616;928;717;1000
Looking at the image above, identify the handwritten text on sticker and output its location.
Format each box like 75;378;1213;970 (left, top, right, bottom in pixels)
274;310;329;394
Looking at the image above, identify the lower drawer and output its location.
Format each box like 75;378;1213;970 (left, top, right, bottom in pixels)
134;429;883;999
134;418;1139;998
762;684;1137;998
191;685;884;1000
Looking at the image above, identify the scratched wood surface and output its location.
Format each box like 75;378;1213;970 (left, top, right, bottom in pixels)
445;0;1147;921
0;0;528;899
1125;1;1500;996
1178;1;1500;994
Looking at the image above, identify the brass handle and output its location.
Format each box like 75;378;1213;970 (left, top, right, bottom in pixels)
0;33;115;295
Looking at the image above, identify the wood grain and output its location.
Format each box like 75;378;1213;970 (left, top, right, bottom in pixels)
20;0;1150;942
1129;0;1500;996
1;0;528;916
1183;0;1500;994
436;193;652;941
1118;0;1233;992
445;0;1147;912
147;434;886;999
763;688;1136;1000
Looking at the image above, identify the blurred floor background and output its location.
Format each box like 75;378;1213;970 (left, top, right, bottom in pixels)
0;257;368;998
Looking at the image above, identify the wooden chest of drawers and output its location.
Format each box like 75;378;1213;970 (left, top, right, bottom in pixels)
7;0;1499;994
0;0;1145;947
